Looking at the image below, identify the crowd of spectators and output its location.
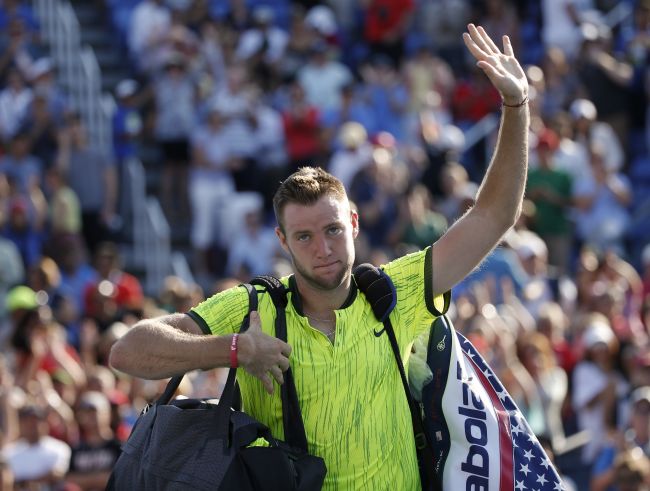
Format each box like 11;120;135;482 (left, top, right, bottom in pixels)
0;0;648;489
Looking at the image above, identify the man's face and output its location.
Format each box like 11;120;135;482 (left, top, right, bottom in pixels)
19;413;46;443
276;195;358;291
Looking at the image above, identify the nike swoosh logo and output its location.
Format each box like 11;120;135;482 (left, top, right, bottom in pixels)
373;327;386;337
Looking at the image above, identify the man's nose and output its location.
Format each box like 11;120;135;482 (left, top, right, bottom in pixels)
315;236;332;257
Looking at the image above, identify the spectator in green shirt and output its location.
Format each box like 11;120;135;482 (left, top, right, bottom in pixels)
526;128;573;275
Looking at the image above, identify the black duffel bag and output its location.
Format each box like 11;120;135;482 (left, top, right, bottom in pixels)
106;280;326;490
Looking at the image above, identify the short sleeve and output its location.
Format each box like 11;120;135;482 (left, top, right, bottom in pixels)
381;246;450;341
188;285;251;336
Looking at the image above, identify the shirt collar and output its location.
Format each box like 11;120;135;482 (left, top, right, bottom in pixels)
288;275;357;316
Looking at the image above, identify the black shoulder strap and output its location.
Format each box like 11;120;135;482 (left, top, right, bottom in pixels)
250;275;309;453
353;263;438;491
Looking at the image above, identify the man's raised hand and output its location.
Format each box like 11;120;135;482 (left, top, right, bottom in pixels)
462;24;528;106
237;311;292;394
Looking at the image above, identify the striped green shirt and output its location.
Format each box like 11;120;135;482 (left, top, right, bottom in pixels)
189;247;446;490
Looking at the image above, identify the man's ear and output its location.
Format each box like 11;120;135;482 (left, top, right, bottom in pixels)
351;210;359;239
275;226;289;253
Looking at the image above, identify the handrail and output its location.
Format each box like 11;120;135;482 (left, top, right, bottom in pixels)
125;157;195;295
462;113;499;153
171;252;196;287
144;197;172;295
604;2;633;28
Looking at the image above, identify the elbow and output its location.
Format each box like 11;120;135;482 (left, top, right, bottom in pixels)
509;202;524;229
479;202;521;234
108;340;130;374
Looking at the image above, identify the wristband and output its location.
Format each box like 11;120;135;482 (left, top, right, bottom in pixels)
230;334;239;368
502;96;529;108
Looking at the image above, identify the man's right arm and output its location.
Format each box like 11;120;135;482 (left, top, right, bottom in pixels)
109;312;291;394
109;313;232;379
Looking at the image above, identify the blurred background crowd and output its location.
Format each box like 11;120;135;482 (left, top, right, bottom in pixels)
0;0;649;489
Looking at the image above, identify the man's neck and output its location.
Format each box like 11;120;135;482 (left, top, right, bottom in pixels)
294;275;352;314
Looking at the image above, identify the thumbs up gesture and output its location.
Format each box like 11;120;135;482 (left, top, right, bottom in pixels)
238;311;292;394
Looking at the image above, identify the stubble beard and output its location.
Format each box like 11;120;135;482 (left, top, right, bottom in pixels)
289;250;351;292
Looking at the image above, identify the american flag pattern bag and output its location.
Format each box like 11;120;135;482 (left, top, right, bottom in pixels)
422;315;565;490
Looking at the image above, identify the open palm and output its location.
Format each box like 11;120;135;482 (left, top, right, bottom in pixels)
463;24;528;106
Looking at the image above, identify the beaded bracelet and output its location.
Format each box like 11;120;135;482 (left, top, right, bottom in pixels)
502;96;529;108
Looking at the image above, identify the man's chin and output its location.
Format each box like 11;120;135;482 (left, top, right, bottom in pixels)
309;268;348;291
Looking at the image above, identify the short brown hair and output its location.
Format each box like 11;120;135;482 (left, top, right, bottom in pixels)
273;167;347;230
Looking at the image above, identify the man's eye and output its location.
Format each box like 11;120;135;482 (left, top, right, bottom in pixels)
328;227;342;235
297;234;310;242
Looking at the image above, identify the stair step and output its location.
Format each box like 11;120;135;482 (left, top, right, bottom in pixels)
73;4;102;25
93;47;124;67
101;70;130;93
80;29;113;47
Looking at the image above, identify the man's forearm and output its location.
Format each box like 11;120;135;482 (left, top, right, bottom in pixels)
473;103;529;230
109;315;232;379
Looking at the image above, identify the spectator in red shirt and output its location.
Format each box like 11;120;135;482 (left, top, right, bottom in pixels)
451;65;502;125
363;0;414;66
83;242;143;321
281;79;325;172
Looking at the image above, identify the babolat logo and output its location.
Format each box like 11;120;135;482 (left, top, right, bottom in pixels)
457;373;489;489
437;334;446;352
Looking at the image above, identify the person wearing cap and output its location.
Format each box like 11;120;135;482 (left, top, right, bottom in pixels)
328;122;373;189
152;52;196;227
569;97;624;174
5;284;40;360
28;57;67;122
573;317;630;465
111;25;532;490
7;285;86;390
573;142;632;253
526;127;573;275
187;98;238;278
112;79;142;168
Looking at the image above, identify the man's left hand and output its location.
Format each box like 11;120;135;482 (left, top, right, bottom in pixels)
462;24;528;106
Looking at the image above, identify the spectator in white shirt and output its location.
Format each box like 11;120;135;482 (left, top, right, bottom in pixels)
3;404;71;490
127;0;171;73
0;68;32;142
298;41;352;112
226;197;281;280
328;122;373;190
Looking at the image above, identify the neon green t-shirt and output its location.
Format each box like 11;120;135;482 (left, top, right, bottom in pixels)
189;247;447;490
